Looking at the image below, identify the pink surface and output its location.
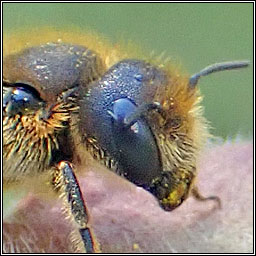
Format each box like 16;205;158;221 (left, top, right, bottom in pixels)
3;141;253;253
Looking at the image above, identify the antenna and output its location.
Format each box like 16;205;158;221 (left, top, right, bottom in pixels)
189;60;250;88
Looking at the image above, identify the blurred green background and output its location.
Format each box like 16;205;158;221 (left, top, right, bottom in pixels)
3;3;253;139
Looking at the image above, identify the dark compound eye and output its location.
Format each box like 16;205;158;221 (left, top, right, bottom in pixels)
3;83;43;116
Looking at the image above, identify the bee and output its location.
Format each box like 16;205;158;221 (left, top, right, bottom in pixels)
3;28;249;253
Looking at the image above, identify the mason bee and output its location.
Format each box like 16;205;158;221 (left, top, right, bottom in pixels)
3;28;249;253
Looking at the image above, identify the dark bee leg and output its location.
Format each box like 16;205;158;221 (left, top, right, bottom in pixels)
52;161;101;253
191;186;222;209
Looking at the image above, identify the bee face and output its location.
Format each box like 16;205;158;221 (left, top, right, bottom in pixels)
3;29;249;252
79;59;167;186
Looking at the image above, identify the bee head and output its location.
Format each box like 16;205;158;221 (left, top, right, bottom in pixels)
79;59;168;187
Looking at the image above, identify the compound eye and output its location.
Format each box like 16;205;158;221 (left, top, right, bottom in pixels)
3;82;44;116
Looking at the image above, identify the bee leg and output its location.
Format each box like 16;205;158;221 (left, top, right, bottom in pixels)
52;161;101;253
191;186;222;209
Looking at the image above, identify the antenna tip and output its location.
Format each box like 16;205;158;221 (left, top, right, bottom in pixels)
188;60;250;88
